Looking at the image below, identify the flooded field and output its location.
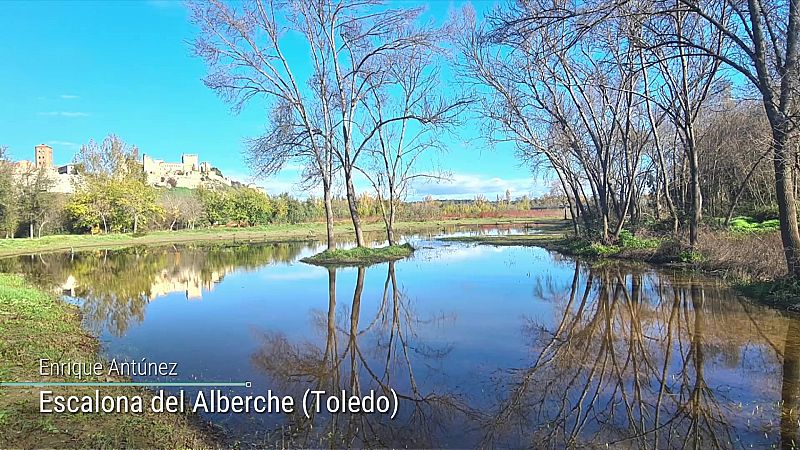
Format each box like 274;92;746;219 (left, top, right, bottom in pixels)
3;228;798;449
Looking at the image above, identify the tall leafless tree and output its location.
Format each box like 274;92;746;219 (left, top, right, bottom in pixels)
358;43;465;245
191;0;461;248
190;0;340;249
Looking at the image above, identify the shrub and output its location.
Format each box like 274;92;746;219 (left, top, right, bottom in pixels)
678;250;704;263
696;229;785;280
618;229;660;249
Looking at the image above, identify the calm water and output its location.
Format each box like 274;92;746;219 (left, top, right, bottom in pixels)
4;227;800;449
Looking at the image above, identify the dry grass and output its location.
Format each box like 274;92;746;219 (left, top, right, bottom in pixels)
696;229;786;281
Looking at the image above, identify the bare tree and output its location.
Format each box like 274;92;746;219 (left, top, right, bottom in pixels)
358;42;464;245
190;0;339;249
520;0;798;266
191;0;460;249
637;3;726;246
457;3;652;242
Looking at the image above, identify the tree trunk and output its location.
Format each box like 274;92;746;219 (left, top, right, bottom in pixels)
29;222;34;239
772;121;800;277
323;183;336;250
688;140;702;247
387;200;396;246
133;214;139;234
675;2;702;248
344;171;365;247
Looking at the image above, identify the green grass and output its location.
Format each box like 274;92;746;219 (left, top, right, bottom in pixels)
678;249;705;263
729;216;780;233
301;243;415;266
618;229;661;249
438;219;571;246
0;274;217;448
439;234;560;246
0;217;561;258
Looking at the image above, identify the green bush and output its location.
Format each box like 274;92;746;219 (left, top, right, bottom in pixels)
618;229;661;249
679;249;705;263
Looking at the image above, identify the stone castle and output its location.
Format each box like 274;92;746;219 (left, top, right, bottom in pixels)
14;144;234;192
142;153;232;189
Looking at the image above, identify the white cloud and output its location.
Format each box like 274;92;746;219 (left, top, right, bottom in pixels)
59;94;79;99
38;111;90;117
224;166;550;201
424;244;506;262
47;140;80;149
411;173;551;200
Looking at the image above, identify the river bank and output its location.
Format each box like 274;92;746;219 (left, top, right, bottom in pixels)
0;273;219;448
0;217;554;258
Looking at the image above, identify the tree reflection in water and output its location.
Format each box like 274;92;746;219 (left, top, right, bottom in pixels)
250;262;470;448
484;262;796;449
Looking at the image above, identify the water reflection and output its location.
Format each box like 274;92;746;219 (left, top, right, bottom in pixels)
0;243;314;335
3;239;799;448
243;256;799;449
486;265;746;448
250;262;466;448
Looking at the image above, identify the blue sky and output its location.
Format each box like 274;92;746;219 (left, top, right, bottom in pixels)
0;0;550;200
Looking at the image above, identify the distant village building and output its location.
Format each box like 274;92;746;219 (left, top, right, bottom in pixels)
12;144;236;193
142;153;232;189
35;144;54;168
13;144;77;194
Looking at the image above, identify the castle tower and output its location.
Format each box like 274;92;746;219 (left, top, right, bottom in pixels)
182;154;199;171
34;144;53;169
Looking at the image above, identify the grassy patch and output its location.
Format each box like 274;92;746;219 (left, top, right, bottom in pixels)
678;249;705;263
301;243;415;266
437;220;571;246
439;225;658;259
729;216;780;233
0;274;217;448
618;230;661;249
